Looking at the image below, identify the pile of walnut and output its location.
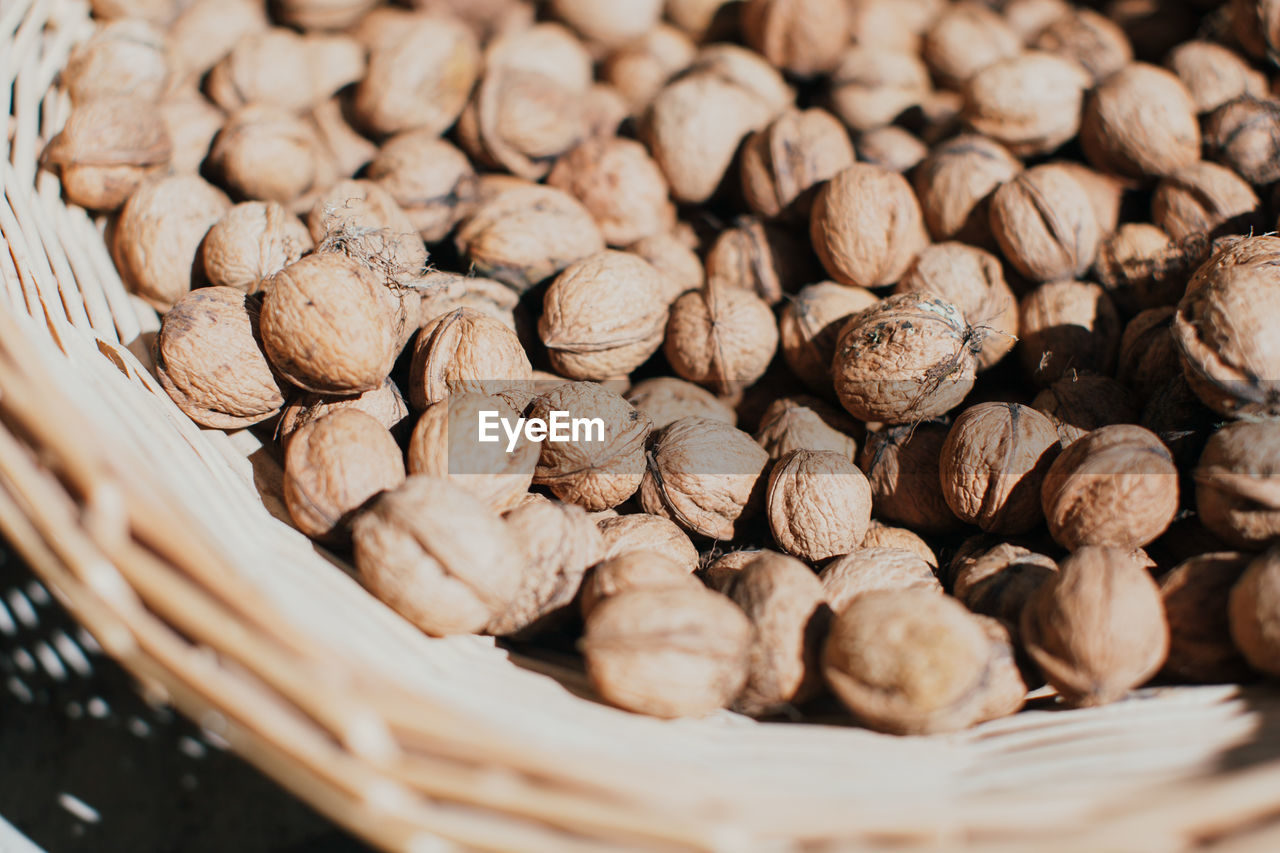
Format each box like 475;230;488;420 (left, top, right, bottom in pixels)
50;0;1280;731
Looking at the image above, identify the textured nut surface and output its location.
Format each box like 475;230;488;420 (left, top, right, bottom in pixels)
828;47;931;133
1118;308;1182;404
704;218;819;306
743;0;850;77
1152;161;1260;242
913;134;1021;246
625;377;737;431
1033;8;1130;83
767;450;872;561
627;232;704;304
860;521;937;568
307;179;428;288
860;422;959;534
63;19;169;103
1196;421;1280;550
740;108;855;220
1018;280;1121;386
1230;547;1280;677
820;548;943;615
1032;372;1139;446
1204;96;1280;186
779;282;879;392
548;137;673;247
1160;552;1254;683
665;285;779;395
755;396;858;462
278;378;408;446
366;131;478;243
810;164;929;288
580;550;702;619
1094;223;1191;314
991;165;1100;284
949;541;1057;643
923;2;1021;88
202;202;313;293
964;51;1090;156
409;308;532;410
1167;41;1266;114
597;513;700;574
1081;64;1200;180
552;0;662;47
456;66;587;181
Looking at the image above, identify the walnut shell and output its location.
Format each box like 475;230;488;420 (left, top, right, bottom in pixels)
859;421;960;534
1041;424;1180;550
408;308;532;410
1204;96;1280;186
112;174;230;310
963;51;1090;157
1160;552;1255;683
160;89;225;175
767;450;872;562
832;293;978;424
1032;8;1131;83
991;165;1100;284
1166;41;1266;115
1021;545;1169;706
283;409;406;543
922;2;1022;88
551;0;663;47
579;550;702;619
1141;374;1219;472
477;21;594;92
153;287;286;430
597;513;700;574
1032;372;1140;446
201;202;313;293
820;548;943;615
627;231;704;304
810;164;929;289
704;218;820;306
456;66;587;181
640;416;770;541
1093;223;1197;314
1195;421;1280;551
1229;547;1280;677
827;47;932;133
624;377;737;431
940;403;1061;535
273;0;379;31
1053;162;1124;239
168;0;268;84
860;521;937;568
366;132;478;244
547;137;673;248
1152;161;1261;242
855;126;928;175
601;24;696;116
755;396;858;462
701;548;774;593
779;282;879;392
949;541;1057;644
63;19;170;103
1117;308;1182;404
208;104;332;206
277;378;408;447
1232;0;1280;62
43;97;171;212
308;96;377;181
1002;0;1070;42
665;285;779;395
846;0;943;54
206;28;364;113
743;0;849;76
353;475;524;636
1018;280;1121;386
307;179;429;289
740;108;855;221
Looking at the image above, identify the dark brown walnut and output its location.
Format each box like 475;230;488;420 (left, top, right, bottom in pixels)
755;396;859;462
665;285;779;396
1203;96;1280;186
1002;0;1070;42
366;132;478;244
913;134;1021;246
640;416;770;541
541;251;669;380
820;548;943;615
832;294;978;424
62;18;169;103
1106;0;1197;61
153;287;286;430
1160;552;1255;683
767;451;872;562
201;202;313;294
1054;162;1124;239
742;0;850;77
1032;8;1131;83
205;28;363;113
855;127;928;175
407;393;539;512
1018;280;1121;386
352;10;480;138
705;219;820;307
1141;375;1219;471
353;475;524;636
922;2;1022;88
278;378;408;448
1041;424;1180;550
597;514;700;574
408;308;532;410
1166;41;1267;115
779;282;879;393
940;403;1061;535
625;377;736;432
582;586;751;718
810;164;929;289
166;0;268;85
860;422;960;534
861;521;937;568
1022;545;1168;707
550;0;662;46
1173;235;1280;419
728;552;832;716
949;541;1057;644
963;51;1091;157
208;105;333;208
1146;515;1234;577
1152;162;1261;243
1094;223;1202;314
283;409;406;544
1229;547;1280;677
1032;372;1140;446
741;109;855;221
260;253;402;395
628;231;704;305
991;165;1100;284
160;88;225;175
307;180;428;290
43;96;171;212
547;138;673;248
897;243;1018;372
1196;421;1280;550
1081;63;1199;180
112;174;230;310
823;589;1018;734
827;47;932;133
601;24;696;116
489;499;604;636
581;551;703;619
531;382;652;512
701;548;774;594
1117;308;1182;403
455;182;604;293
1231;0;1280;63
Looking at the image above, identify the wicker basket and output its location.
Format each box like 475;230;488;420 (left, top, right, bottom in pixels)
8;1;1280;850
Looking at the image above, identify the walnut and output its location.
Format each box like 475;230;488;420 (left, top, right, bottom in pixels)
307;179;428;289
948;540;1057;645
1141;375;1219;471
701;547;774;593
62;19;169;103
627;231;704;304
855;126;928;175
407;308;531;410
827;47;931;133
1160;552;1255;683
704;218;820;306
624;377;737;431
914;135;1021;247
991;165;1100;284
160;89;225;175
1022;545;1168;706
823;588;1019;734
205;28;364;113
208;105;334;208
278;378;408;447
1172;235;1280;419
366;132;478;244
1054;161;1124;239
273;0;379;30
846;0;944;54
353;475;524;636
922;2;1022;88
755;396;858;462
640;417;770;541
1166;41;1267;115
1002;0;1070;42
727;552;831;715
1152;161;1261;242
531;382;652;511
597;513;700;574
779;282;879;393
550;0;662;46
940;403;1061;535
546;138;673;248
1080;63;1199;180
742;0;849;76
832;293;978;424
90;0;177;22
1093;223;1198;314
820;548;943;615
740;108;855;222
417;273;519;331
1229;547;1280;677
43;97;171;212
580;551;703;619
167;0;268;84
201;202;313;294
1117;308;1182;403
767;450;872;562
665;285;779;395
1032;372;1139;446
476;22;594;91
1032;8;1131;83
283;409;406;543
153;287;286;430
601;24;696;116
455;181;604;293
308;97;376;180
963;51;1090;157
1018;280;1121;386
1195;422;1280;551
859;422;960;534
811;164;929;289
1041;424;1180;550
860;521;937;568
1204;96;1280;187
112;174;230;310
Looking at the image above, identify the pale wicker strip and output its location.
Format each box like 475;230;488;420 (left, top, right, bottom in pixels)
6;0;1280;850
